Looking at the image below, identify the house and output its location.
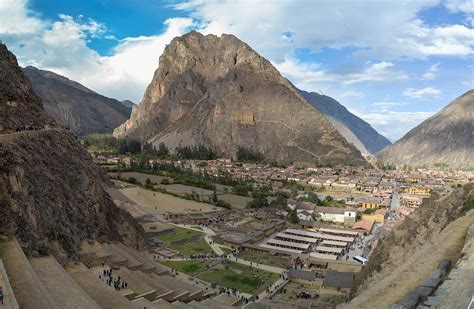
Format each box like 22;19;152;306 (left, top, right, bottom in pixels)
288;268;317;281
403;186;431;195
356;197;390;209
361;213;385;223
297;209;313;221
352;220;374;234
314;207;356;225
400;195;423;208
322;271;354;294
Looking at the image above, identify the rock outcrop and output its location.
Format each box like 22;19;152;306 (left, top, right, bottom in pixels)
297;90;391;155
114;31;368;166
23;66;132;135
376;90;474;168
0;43;144;256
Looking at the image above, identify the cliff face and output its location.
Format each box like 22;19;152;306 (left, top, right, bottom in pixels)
297;90;391;155
376;90;474;167
0;48;57;133
114;31;368;166
0;43;144;256
23;66;132;136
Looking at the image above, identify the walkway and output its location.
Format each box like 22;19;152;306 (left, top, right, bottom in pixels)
0;259;18;308
0;240;56;308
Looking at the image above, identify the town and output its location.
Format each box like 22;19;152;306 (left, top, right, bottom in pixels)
85;150;473;307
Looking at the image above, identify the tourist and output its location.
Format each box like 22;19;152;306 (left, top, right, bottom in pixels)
0;287;3;305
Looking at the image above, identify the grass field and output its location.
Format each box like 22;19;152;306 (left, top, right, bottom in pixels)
197;262;279;295
160;260;213;276
159;226;212;256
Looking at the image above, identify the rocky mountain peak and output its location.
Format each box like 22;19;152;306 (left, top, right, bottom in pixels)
114;31;367;165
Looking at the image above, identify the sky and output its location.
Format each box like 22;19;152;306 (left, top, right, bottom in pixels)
0;0;473;142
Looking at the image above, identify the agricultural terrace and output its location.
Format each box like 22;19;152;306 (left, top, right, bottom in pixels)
159;226;213;256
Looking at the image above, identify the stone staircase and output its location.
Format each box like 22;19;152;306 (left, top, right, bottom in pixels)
0;239;240;308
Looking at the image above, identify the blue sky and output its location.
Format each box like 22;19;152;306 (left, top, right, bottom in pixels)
0;0;473;141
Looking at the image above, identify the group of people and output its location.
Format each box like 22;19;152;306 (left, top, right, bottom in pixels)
15;125;47;132
218;287;258;304
99;267;128;291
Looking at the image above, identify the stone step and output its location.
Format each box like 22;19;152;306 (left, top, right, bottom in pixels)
30;256;100;309
115;243;162;274
115;267;157;300
0;239;56;308
103;243;143;270
130;270;174;299
65;262;132;308
131;297;159;309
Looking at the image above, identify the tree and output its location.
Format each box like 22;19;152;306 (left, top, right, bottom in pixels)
144;178;153;189
232;184;251;196
236;146;264;162
246;194;269;208
289;209;299;224
157;142;169;158
212;189;218;204
270;195;287;208
364;208;376;214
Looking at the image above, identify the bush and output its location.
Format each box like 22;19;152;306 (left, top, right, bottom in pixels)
128;176;138;184
364;208;376;214
161;178;170;185
216;200;231;209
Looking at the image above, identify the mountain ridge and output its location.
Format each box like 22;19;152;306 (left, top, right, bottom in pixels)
23;66;132;135
376;89;474;167
297;89;391;155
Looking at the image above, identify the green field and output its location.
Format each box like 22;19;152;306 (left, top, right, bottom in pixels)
160;260;213;276
197;262;279;295
159;226;213;256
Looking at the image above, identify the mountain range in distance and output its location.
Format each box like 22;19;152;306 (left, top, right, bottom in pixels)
23;66;132;136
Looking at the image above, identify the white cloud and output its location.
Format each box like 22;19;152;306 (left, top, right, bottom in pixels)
421;63;440;80
0;0;43;35
275;58;408;90
444;0;474;13
372;101;408;112
174;0;474;60
356;110;436;141
0;0;195;101
403;87;442;99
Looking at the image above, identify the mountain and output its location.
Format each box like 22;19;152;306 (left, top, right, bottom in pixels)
0;43;143;256
297;89;391;155
377;90;474;167
23;66;132;135
114;31;367;166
